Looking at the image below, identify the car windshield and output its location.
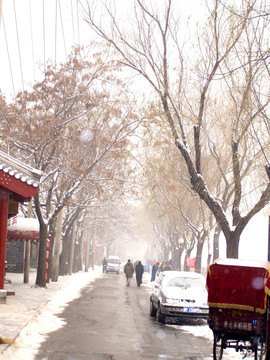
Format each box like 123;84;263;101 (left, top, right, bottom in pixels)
108;259;119;264
165;277;204;290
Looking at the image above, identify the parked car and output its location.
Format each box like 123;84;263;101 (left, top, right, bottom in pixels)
106;255;121;274
150;271;209;324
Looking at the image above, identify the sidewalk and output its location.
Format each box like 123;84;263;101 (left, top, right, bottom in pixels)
0;268;101;355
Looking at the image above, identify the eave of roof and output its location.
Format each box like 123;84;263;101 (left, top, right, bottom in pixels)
0;150;42;188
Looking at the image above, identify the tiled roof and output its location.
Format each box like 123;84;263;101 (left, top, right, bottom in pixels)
0;150;42;188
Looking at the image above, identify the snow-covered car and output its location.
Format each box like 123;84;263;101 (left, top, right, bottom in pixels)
150;271;209;324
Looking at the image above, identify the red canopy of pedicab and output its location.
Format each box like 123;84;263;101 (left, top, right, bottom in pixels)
207;258;270;314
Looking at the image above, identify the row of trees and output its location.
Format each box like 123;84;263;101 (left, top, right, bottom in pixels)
1;0;270;284
1;44;141;286
82;0;270;265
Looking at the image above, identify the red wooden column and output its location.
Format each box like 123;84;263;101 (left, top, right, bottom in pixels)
0;189;9;289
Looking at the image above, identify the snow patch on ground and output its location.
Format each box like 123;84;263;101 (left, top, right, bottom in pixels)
181;325;248;359
1;268;101;360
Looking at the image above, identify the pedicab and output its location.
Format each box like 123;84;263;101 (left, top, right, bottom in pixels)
207;258;270;360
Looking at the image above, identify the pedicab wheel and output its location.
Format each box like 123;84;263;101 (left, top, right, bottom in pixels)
156;304;166;324
213;332;224;360
254;339;266;360
264;349;270;360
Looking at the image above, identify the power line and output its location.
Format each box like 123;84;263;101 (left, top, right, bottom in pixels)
77;0;80;45
42;0;46;73
55;0;58;63
29;0;36;81
58;0;67;60
13;0;24;92
1;0;84;97
2;16;15;98
71;0;75;45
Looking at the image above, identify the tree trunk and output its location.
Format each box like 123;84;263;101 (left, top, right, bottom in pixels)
35;221;48;287
59;233;70;276
195;240;204;274
90;221;96;270
85;223;91;272
51;209;64;281
184;248;191;272
213;224;222;261
47;221;56;282
35;191;48;288
23;202;32;283
69;220;76;275
179;244;185;271
226;232;240;258
171;246;180;270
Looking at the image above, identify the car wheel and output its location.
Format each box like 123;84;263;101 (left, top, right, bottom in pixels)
156;304;166;324
150;299;157;317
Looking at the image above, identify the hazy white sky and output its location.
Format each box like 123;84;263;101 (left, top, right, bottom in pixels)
0;0;90;99
0;0;205;100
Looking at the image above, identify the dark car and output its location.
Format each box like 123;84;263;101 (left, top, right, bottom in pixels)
150;271;209;324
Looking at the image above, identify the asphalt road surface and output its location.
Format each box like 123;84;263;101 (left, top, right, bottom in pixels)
35;271;213;360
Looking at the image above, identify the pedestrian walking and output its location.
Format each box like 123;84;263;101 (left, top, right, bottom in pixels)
135;261;144;287
102;257;107;273
164;261;172;271
151;262;159;282
124;259;134;286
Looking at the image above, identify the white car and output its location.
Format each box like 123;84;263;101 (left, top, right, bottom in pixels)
106;255;121;274
150;271;209;324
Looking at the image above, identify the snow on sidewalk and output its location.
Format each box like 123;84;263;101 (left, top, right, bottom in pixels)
0;267;102;359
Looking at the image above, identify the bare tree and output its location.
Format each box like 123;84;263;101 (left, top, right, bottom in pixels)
83;0;270;258
1;45;140;286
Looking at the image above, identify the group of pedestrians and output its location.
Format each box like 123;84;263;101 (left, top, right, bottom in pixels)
151;260;172;282
102;257;144;286
103;256;172;286
124;259;144;287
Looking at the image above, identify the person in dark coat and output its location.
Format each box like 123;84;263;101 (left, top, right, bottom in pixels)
151;262;159;282
164;261;172;271
135;261;144;287
102;257;107;273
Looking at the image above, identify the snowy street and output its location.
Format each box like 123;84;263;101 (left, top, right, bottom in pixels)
1;268;246;360
0;1;269;359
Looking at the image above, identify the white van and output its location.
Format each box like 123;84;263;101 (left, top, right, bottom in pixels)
106;255;121;274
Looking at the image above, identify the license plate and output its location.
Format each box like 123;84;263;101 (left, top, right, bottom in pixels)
184;307;200;312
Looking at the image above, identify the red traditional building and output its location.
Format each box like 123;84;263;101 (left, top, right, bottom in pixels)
0;150;42;289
